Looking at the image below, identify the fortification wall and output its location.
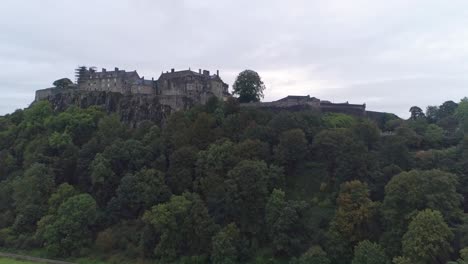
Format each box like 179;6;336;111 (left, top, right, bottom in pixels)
35;87;75;101
130;85;154;95
241;100;320;109
320;103;366;116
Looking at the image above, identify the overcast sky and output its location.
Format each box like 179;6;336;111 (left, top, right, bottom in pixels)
2;0;468;117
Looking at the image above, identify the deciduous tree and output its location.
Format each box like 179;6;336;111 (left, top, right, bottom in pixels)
232;70;265;103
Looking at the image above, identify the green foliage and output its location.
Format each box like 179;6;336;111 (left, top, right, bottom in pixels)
232;70;266;103
274;129;308;169
2;97;468;263
402;209;453;263
12;163;55;233
383;169;461;228
334;181;377;243
409;106;425;120
211;223;242;264
352;240;390;264
47;183;78;215
143;193;217;261
290;246;331;264
107;168;171;219
224;160;283;237
41;194;97;256
322;113;356;128
424;124;444;147
392;256;412;264
53;78;73;88
168;146;198;194
456;98;468;121
381;170;461;256
266;189;308;256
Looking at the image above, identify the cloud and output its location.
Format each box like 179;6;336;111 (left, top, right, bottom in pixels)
1;0;468;117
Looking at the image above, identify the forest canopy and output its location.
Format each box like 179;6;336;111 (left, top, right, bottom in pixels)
1;97;468;263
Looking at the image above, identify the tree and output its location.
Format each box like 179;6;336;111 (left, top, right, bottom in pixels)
232;70;266;103
107;168;171;220
327;181;378;263
52;78;73;89
381;170;462;256
12;163;55;233
224;160;283;237
266;189;308;256
274;129;308;170
189;112;219;149
143;193;217;261
424;124;444;147
426;105;440;123
313;129;373;186
211;223;242;264
330;181;377;243
380;135;411;169
313;128;353;182
195;140;240;221
352;240;390;264
167;146;198;194
90;153;117;207
456;98;468;119
41;194;97;256
402;209;453;263
290;246;331;264
409;106;425;120
392;256;412;264
440;100;458;117
233;139;270;162
47;183;78;215
352;120;380;150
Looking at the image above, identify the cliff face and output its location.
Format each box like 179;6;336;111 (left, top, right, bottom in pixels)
41;90;191;127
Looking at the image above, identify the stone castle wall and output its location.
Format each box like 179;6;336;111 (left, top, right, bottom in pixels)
35;87;76;101
241;96;366;117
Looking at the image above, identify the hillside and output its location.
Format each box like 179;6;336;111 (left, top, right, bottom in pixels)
1;95;468;263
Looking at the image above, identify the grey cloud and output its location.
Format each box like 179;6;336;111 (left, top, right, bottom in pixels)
2;0;468;118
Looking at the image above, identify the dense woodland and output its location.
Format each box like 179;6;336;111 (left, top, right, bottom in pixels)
2;96;468;263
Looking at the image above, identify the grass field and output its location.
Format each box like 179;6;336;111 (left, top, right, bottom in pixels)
0;257;36;264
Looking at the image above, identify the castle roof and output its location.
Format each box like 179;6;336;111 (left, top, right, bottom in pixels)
159;70;202;79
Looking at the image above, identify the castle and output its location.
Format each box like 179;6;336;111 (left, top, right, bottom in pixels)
36;67;230;110
35;67;368;119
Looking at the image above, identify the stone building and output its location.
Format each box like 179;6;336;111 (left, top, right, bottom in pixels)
157;68;229;104
36;67;230;106
79;67;156;95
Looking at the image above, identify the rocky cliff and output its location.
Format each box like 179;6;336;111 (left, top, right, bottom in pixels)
38;90;186;127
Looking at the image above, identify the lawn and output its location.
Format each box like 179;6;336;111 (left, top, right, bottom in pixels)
0;257;36;264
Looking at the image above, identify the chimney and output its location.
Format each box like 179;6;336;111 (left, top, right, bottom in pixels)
171;68;175;73
115;67;119;71
199;69;202;74
152;77;154;81
217;70;219;76
102;68;106;72
203;70;210;76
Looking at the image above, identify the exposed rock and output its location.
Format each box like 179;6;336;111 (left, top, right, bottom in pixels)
41;90;177;127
